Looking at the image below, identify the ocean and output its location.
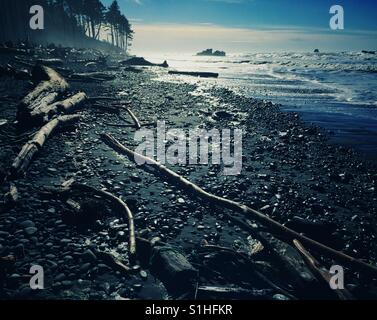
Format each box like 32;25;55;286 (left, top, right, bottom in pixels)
142;51;377;161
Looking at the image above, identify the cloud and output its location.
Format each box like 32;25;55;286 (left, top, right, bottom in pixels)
130;22;377;54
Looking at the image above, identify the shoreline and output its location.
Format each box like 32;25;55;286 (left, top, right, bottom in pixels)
144;51;377;163
1;52;377;300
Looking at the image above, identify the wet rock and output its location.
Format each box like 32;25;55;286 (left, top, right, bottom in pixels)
214;110;233;120
20;220;35;229
0;231;10;238
273;294;290;300
97;264;111;274
54;273;66;282
140;270;148;279
150;246;197;297
79;263;91;273
24;227;38;236
82;249;97;263
61;280;73;288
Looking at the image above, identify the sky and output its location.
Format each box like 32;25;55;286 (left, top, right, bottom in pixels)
101;0;377;54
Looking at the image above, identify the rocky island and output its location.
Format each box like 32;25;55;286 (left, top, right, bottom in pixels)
196;49;226;57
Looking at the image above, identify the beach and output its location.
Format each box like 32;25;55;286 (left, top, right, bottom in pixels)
1;49;377;300
145;51;377;161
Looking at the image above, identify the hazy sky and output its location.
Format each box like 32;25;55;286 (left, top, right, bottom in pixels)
101;0;377;53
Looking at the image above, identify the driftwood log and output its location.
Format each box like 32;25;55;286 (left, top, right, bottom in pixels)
169;70;219;78
10;115;80;178
36;59;64;67
62;182;136;258
29;92;87;123
100;133;377;277
125;107;141;130
69;72;116;82
17;65;69;124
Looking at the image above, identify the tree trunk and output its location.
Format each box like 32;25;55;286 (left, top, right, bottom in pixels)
10;114;81;178
17;65;69;125
29;92;87;123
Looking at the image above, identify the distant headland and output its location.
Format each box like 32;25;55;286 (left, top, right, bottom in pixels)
196;49;226;57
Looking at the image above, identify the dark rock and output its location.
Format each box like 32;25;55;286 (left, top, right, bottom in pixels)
120;57;168;68
24;227;38;236
20;220;35;228
150;246;197;297
81;249;97;263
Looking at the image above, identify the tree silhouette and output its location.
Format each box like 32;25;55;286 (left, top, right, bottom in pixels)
0;0;134;52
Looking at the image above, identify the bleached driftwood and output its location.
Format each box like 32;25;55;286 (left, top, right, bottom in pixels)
36;58;64;67
17;65;69;124
10;115;80;178
125;107;141;130
29;92;87;123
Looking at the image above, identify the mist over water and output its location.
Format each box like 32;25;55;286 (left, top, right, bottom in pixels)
143;51;377;161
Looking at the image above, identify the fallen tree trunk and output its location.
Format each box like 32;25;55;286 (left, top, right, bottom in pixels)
168;70;219;78
29;92;87;123
17;65;69;124
100;133;377;277
10;115;80;178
